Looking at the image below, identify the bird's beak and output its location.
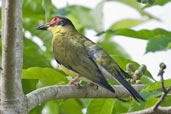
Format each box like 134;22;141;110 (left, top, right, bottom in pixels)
37;23;50;30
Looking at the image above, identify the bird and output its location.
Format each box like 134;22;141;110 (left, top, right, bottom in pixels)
37;16;145;102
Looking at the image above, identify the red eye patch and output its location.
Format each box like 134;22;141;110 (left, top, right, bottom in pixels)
49;17;62;25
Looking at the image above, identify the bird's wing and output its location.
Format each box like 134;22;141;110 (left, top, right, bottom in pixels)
65;37;115;93
86;44;145;102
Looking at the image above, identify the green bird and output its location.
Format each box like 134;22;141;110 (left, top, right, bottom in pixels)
37;16;145;102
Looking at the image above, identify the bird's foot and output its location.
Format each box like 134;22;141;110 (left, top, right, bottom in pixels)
88;83;98;90
68;75;81;88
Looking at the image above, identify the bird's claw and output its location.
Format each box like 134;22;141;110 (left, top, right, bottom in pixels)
69;80;81;89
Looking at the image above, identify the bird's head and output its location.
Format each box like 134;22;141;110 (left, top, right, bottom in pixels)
37;16;75;33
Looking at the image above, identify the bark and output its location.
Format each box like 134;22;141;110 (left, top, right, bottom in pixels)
0;0;25;113
26;84;145;112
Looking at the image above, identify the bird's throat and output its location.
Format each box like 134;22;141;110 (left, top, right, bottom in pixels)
47;26;62;35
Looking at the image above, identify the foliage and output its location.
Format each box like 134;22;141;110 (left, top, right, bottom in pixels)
0;0;170;113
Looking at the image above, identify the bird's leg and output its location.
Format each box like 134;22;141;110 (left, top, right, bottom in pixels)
69;75;80;88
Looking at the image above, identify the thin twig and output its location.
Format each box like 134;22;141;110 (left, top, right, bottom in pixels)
153;63;169;111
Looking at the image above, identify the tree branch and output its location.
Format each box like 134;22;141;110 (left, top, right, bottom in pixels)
26;84;145;112
153;63;170;111
125;106;171;114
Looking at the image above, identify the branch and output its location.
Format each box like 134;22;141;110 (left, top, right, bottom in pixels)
153;63;170;111
26;84;144;112
125;106;171;114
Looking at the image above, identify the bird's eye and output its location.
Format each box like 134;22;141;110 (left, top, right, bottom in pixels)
54;17;57;21
49;17;62;25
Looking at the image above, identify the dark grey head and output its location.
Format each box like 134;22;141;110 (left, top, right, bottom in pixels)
37;16;74;30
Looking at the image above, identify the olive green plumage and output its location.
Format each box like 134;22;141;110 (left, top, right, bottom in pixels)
37;16;145;102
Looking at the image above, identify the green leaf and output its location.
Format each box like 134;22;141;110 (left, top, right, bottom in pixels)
90;0;104;32
140;75;154;84
23;0;45;19
23;38;52;68
105;28;171;40
144;0;171;8
142;79;171;92
80;99;91;107
145;97;158;108
128;100;146;112
146;35;171;53
22;67;68;84
111;19;146;30
42;101;59;114
22;79;38;94
168;42;171;49
60;99;83;114
112;99;130;114
116;0;142;11
29;103;45;114
42;0;52;22
141;90;162;99
86;99;116;114
161;95;171;106
106;19;147;39
98;39;130;59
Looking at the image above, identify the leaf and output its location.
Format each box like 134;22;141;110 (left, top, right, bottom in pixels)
98;39;130;59
86;99;116;114
161;95;171;106
146;35;171;53
23;0;45;19
80;99;91;107
22;79;38;94
111;19;146;30
128;100;146;112
141;90;162;99
145;97;158;108
142;79;171;92
105;28;171;40
23;38;52;68
168;42;171;49
29;103;45;114
22;67;68;84
42;101;59;114
112;99;130;114
106;19;147;39
140;75;154;84
90;0;104;32
42;0;52;22
144;0;171;8
60;99;83;114
116;0;142;11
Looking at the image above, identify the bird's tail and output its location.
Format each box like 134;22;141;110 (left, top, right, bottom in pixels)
115;71;145;102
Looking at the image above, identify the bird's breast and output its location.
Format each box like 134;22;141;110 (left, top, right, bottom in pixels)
52;35;71;65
